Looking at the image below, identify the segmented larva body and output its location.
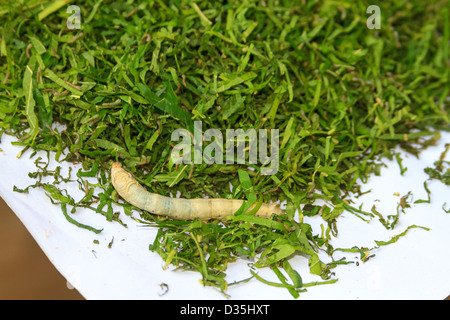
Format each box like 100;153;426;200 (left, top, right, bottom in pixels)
111;162;284;221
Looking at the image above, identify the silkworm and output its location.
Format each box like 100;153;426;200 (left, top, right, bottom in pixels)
111;162;284;221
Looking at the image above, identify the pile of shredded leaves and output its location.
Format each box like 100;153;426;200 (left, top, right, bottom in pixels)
0;0;449;298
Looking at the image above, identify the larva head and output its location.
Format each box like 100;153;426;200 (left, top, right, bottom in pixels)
111;162;140;197
111;162;123;180
111;162;134;185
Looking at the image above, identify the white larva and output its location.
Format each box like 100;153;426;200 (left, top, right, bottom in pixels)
111;162;284;221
